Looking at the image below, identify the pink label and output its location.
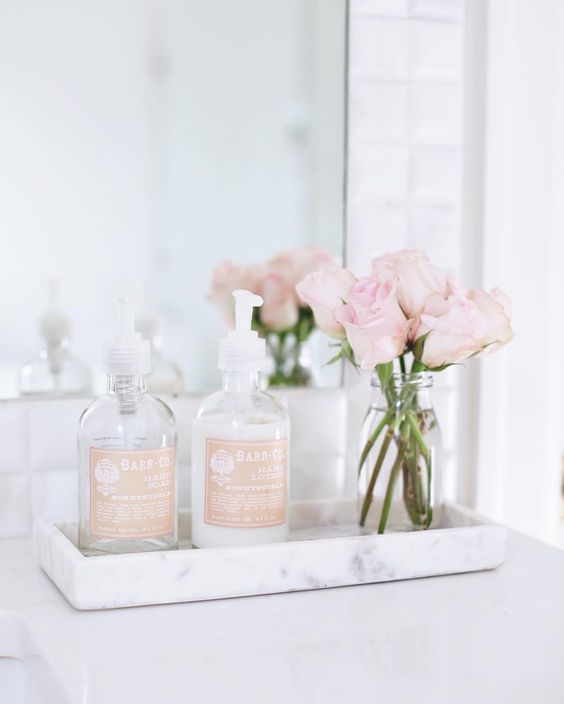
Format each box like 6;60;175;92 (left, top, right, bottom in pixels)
204;438;287;528
90;447;174;539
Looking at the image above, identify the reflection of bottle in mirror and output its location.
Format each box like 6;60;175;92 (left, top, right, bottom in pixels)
136;314;183;395
191;290;290;549
18;279;92;397
78;298;178;556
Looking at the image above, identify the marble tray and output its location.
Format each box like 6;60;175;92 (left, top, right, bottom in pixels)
36;501;506;610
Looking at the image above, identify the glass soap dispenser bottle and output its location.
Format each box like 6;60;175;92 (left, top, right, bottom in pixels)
19;279;92;397
78;298;178;556
191;289;290;549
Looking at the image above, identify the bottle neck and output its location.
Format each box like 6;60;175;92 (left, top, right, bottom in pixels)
222;370;261;392
371;380;433;412
108;374;147;413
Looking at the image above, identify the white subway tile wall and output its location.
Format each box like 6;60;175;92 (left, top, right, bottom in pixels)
347;0;464;274
347;0;465;500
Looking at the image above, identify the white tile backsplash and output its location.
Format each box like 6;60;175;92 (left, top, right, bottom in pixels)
0;403;27;473
410;81;462;143
0;474;31;537
31;470;78;523
347;204;408;274
290;455;347;501
352;0;409;17
350;79;408;142
410;19;462;80
409;0;463;22
349;16;409;80
349;142;409;203
286;388;347;457
408;205;459;267
410;145;460;203
164;395;200;468
28;398;87;473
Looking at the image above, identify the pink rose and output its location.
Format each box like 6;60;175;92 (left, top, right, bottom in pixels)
268;247;335;304
260;270;299;331
290;247;335;291
416;288;513;368
468;287;513;354
372;249;451;318
334;276;409;369
295;267;356;339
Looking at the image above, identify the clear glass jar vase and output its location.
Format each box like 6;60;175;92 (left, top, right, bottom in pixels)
358;372;442;533
265;333;314;388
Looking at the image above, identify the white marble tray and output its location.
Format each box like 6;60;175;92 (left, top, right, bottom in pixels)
36;501;506;610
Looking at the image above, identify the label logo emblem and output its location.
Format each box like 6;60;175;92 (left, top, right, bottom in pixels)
94;458;120;496
209;449;235;486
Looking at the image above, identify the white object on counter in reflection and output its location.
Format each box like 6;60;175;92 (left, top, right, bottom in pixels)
18;279;92;397
136;312;184;395
78;297;178;556
191;289;290;548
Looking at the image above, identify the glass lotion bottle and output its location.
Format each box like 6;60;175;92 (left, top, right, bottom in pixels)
78;299;178;555
191;290;290;548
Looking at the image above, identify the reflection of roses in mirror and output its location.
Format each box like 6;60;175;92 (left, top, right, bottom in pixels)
94;459;120;495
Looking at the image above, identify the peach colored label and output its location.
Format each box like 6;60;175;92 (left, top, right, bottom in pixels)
204;438;287;528
90;447;174;539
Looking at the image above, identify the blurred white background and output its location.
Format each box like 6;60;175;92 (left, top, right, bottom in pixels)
0;0;345;395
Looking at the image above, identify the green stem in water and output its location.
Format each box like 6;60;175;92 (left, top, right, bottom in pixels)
378;439;406;534
399;355;406;375
358;411;392;475
359;426;394;527
403;425;423;517
406;411;434;528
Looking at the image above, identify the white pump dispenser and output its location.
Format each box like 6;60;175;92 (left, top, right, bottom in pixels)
105;297;151;376
218;289;265;372
191;288;290;549
19;279;92;397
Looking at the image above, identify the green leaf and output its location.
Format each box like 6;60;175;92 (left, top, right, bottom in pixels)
411;359;428;373
412;333;428;362
323;348;344;367
376;362;393;389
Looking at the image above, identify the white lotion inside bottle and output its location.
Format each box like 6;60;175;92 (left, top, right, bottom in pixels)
191;290;290;548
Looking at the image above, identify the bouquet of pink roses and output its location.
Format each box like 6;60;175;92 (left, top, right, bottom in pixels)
297;249;513;532
209;246;335;386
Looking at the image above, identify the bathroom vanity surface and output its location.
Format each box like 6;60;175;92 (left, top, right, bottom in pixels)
0;530;563;703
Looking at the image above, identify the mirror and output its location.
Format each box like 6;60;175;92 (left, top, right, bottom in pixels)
0;0;346;398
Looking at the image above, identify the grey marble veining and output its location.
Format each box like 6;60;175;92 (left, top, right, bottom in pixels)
36;501;506;610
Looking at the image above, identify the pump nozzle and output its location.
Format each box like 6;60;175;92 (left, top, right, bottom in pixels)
218;289;266;372
118;297;136;338
233;289;263;337
105;297;151;376
40;278;70;344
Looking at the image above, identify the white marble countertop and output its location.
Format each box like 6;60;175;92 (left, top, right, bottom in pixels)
1;530;564;703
